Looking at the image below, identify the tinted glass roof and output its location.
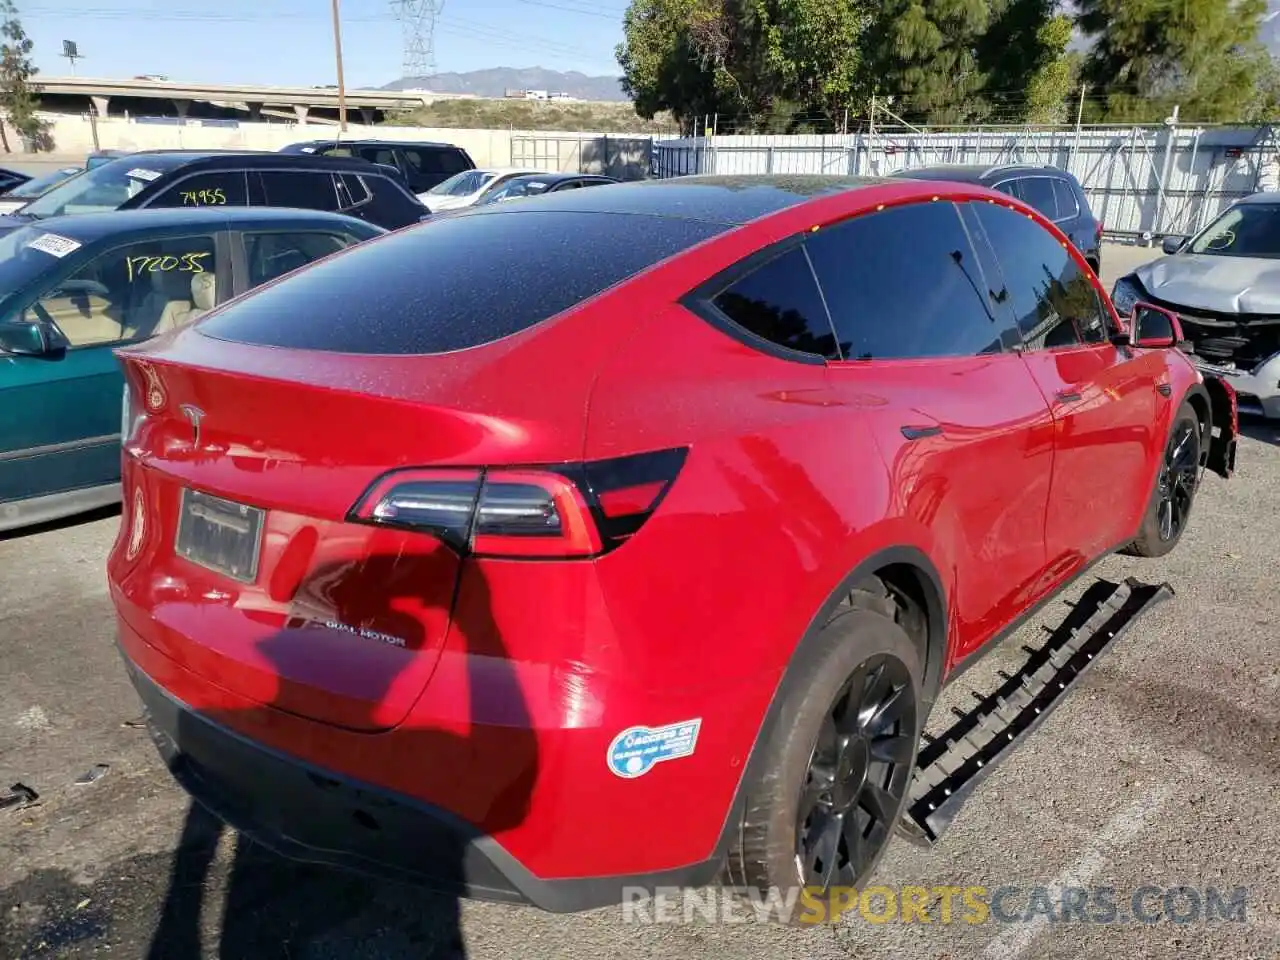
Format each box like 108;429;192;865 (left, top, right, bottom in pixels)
459;174;886;225
199;209;728;355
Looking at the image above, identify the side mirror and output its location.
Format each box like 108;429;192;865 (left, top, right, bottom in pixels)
1131;302;1184;348
1161;235;1186;255
0;318;66;357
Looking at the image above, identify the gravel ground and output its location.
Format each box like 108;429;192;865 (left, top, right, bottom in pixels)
2;243;1279;959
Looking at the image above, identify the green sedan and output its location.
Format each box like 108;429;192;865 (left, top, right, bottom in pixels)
0;206;385;533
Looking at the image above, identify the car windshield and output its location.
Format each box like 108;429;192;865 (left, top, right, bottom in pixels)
426;169;493;197
1188;202;1280;259
20;157;173;219
6;167;83;199
483;178;552;203
0;225;85;294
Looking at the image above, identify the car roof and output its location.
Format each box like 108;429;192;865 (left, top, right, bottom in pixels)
111;149;394;172
22;206;382;243
287;138;462;149
503;171;612;184
902;163;1068;182
462;173;888;225
1239;191;1280;205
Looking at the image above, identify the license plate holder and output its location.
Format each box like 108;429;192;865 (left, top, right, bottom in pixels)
174;488;264;582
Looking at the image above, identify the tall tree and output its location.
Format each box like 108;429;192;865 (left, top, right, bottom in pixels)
979;0;1077;123
617;0;871;133
1077;0;1269;124
861;0;992;125
0;0;47;152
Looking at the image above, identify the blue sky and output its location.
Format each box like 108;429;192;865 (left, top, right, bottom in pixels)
19;0;628;88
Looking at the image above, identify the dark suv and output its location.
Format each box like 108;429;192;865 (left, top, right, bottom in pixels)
279;139;475;194
902;163;1104;275
0;150;428;234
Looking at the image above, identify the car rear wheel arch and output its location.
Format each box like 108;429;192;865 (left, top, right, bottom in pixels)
709;546;948;861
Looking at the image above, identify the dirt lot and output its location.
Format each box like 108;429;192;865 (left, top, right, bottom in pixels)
2;244;1279;959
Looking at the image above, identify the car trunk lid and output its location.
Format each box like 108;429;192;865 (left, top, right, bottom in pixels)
114;334;600;732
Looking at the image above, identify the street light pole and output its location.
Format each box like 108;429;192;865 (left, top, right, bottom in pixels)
331;0;348;131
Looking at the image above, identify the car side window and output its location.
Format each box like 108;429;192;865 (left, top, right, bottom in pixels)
972;201;1110;350
24;233;222;345
244;231;352;287
148;172;249;208
709;246;839;360
993;180;1021;200
338;173;420;228
358;147;399;168
1051;178;1079;220
1016;178;1058;219
805;200;1004;360
258;171;340;212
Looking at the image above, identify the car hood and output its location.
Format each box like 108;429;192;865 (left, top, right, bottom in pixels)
1134;253;1280;314
422;194;476;210
0;214;30;235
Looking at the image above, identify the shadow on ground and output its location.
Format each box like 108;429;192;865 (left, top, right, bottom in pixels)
0;837;473;959
0;504;121;543
1239;414;1280;448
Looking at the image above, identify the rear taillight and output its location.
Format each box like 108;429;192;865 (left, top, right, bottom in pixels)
351;447;687;559
1096;221;1104;241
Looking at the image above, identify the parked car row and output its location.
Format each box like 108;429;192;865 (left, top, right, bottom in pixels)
0;139;632;534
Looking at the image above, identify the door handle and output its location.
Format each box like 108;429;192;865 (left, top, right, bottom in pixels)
1055;390;1082;404
1157;383;1172;397
900;425;942;440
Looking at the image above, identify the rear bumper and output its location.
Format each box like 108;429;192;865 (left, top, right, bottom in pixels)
120;646;724;913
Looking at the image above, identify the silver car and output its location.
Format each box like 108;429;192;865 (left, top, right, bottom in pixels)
1112;192;1280;418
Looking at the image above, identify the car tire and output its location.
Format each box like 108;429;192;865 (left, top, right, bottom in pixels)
1124;400;1202;558
723;579;923;924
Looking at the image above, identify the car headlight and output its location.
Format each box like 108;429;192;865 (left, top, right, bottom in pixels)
1110;276;1143;316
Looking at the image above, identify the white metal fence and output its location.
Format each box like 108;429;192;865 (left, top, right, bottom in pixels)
651;124;1280;241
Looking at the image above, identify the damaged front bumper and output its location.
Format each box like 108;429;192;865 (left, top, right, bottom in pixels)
1198;371;1239;479
1190;351;1280;420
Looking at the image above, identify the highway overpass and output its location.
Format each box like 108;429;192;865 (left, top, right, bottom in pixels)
32;76;472;124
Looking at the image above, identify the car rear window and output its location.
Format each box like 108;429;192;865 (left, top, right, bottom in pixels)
197;210;729;354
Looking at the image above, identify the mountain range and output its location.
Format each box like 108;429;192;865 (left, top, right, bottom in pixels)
380;68;627;102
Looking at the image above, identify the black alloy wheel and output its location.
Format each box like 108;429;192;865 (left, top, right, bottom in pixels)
795;652;918;889
1156;418;1200;542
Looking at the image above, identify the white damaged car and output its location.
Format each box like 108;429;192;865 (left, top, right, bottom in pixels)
1113;192;1280;419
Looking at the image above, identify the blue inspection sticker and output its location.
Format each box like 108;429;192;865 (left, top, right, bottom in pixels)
607;718;702;778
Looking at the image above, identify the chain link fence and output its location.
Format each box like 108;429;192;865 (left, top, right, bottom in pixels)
651;123;1280;242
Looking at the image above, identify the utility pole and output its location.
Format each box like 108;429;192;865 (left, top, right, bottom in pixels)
331;0;348;131
1071;82;1086;171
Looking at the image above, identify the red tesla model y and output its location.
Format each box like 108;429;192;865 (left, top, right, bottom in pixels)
108;174;1237;915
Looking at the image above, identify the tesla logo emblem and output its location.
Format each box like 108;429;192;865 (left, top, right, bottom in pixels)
180;404;204;448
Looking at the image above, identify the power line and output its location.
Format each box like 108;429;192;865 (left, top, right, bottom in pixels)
22;5;594;65
390;0;444;79
510;0;626;20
